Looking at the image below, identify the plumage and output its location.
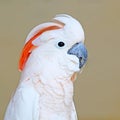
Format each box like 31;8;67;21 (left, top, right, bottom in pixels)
4;14;88;120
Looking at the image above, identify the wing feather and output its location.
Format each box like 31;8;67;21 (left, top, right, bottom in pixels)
4;83;39;120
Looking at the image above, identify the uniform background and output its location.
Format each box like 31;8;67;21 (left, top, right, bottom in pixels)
0;0;120;120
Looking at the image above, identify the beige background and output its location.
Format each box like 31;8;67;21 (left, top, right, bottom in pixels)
0;0;120;120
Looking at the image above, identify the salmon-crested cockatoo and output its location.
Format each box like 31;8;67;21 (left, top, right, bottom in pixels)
4;14;88;120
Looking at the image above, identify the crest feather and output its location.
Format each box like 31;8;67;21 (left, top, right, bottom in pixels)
19;25;63;71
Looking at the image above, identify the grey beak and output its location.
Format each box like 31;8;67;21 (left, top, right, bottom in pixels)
67;42;88;68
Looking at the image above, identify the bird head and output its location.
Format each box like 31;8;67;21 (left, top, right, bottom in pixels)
19;14;88;79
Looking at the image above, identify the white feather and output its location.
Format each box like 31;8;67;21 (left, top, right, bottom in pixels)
4;14;86;120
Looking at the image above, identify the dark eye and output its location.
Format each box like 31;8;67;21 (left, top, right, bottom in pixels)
58;41;65;47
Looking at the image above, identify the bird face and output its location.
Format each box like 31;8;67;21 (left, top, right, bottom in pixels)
19;14;88;73
31;31;87;73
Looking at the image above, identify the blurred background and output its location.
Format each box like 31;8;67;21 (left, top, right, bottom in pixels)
0;0;120;120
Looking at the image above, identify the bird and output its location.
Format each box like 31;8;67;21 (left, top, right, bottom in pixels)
4;14;88;120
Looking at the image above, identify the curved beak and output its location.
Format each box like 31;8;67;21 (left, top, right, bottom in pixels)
67;42;88;68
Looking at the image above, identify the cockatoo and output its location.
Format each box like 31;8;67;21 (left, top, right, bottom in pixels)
4;14;88;120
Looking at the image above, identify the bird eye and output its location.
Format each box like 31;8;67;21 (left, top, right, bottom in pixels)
58;41;65;47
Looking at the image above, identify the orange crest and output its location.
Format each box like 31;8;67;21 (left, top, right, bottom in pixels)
19;25;62;71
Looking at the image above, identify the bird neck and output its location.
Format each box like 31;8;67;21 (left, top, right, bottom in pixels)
20;54;75;106
20;67;74;114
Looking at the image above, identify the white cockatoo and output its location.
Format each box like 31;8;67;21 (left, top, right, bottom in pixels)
4;14;88;120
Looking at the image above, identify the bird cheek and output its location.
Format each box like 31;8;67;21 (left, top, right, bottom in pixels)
67;55;80;70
